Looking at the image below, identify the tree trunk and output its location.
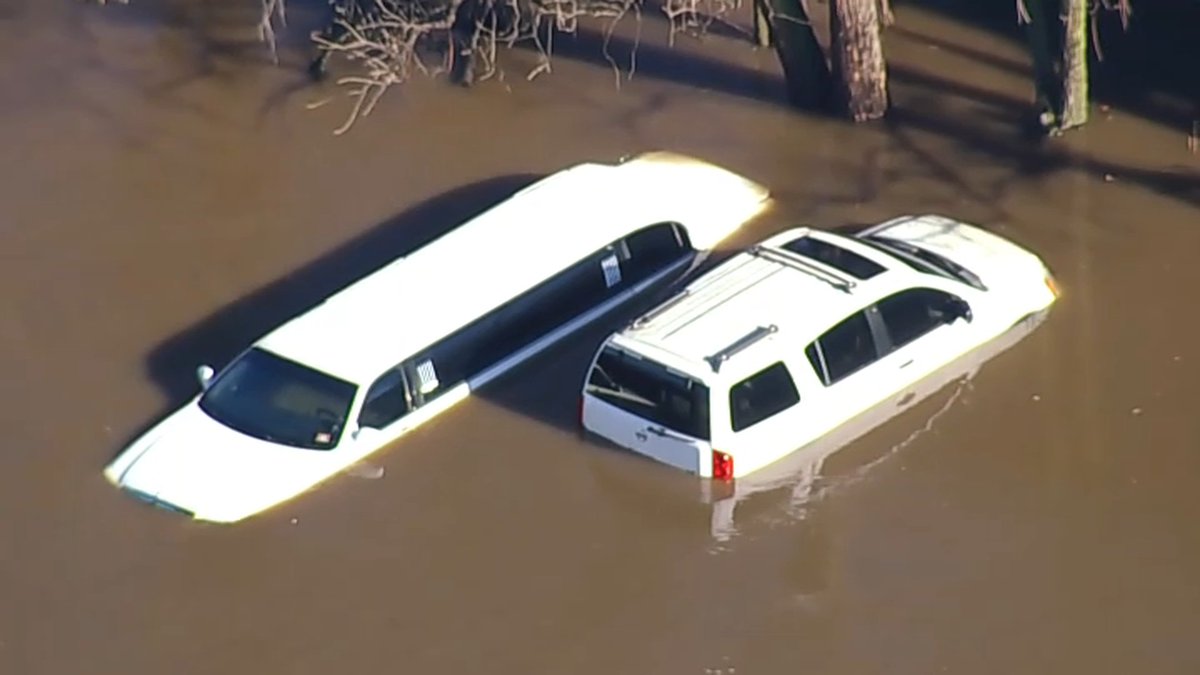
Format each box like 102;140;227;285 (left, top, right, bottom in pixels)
769;0;832;109
830;0;888;122
1021;0;1062;131
1058;0;1089;130
753;0;773;48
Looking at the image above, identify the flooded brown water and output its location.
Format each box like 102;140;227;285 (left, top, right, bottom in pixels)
3;1;1200;673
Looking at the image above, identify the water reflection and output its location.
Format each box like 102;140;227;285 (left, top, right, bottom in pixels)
704;309;1051;543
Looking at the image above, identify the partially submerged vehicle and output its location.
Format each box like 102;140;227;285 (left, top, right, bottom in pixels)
579;214;1060;537
105;152;772;522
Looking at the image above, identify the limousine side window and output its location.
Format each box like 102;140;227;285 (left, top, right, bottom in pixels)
875;288;967;349
358;368;411;429
393;222;698;410
805;310;881;386
453;222;693;380
462;247;619;376
616;222;691;286
729;361;801;432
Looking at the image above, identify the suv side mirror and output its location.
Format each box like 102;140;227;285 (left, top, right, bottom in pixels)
946;298;973;324
196;364;215;389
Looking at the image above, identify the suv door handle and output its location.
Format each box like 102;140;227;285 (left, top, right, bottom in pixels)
647;426;690;441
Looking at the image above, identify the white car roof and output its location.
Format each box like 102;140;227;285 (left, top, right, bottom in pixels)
253;152;770;384
610;227;925;384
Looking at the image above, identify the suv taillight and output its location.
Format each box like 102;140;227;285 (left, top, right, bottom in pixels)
712;450;734;481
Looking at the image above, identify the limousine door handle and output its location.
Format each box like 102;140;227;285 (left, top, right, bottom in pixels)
899;359;914;369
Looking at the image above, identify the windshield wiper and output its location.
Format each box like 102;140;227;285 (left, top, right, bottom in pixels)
864;236;988;291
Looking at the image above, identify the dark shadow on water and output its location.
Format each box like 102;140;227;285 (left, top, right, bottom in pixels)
471;271;698;438
896;0;1200;134
91;0;330;104
886;106;1200;209
887;24;1032;80
256;74;323;127
513;27;795;112
521;25;1200;211
139;173;541;435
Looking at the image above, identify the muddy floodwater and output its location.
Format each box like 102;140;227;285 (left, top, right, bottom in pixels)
3;1;1199;673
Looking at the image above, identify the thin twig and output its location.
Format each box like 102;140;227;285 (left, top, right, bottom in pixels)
272;0;753;132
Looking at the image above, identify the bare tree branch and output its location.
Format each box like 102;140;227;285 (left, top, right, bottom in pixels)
877;0;894;27
1089;0;1133;62
259;0;288;64
295;0;755;132
1016;0;1033;25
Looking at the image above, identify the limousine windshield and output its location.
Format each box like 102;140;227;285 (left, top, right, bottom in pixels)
198;348;358;451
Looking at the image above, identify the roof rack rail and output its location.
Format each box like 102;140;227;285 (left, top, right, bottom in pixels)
630;288;693;328
749;245;856;293
705;324;778;373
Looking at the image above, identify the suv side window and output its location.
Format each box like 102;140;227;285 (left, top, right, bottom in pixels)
806;310;881;386
876;288;966;349
729;362;801;432
358;368;411;429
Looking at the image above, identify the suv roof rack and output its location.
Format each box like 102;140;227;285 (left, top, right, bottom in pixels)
704;324;778;373
749;245;856;293
630;288;693;329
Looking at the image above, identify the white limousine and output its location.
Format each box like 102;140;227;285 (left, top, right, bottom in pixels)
104;152;772;522
580;214;1059;535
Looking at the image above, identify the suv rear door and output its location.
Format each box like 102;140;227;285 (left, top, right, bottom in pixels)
582;343;714;476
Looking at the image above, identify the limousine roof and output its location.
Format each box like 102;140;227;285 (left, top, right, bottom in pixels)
610;227;917;382
255;152;771;383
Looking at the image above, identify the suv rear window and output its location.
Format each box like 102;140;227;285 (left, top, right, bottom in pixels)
586;346;711;440
781;236;886;280
729;362;801;432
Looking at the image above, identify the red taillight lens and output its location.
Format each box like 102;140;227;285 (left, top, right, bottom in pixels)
712;450;734;481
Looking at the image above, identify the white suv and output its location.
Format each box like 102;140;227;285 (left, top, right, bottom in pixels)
580;214;1059;483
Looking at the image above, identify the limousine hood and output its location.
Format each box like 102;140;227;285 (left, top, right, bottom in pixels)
104;404;330;523
617;151;772;249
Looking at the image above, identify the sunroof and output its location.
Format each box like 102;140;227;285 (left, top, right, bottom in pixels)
780;236;886;280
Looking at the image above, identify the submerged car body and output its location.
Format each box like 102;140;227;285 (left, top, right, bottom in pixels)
580;214;1059;511
105;152;772;522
